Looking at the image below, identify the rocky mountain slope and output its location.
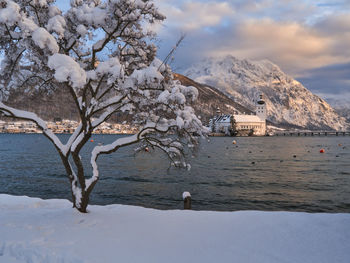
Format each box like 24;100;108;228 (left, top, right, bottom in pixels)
328;98;350;123
184;56;349;130
335;107;350;123
173;73;254;122
3;56;348;130
3;74;255;126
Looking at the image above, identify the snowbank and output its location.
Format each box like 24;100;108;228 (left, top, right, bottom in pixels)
0;194;349;263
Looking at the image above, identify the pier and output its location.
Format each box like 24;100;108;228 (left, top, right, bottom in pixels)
273;131;350;136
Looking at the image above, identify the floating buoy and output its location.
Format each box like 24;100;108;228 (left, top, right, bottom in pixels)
145;147;149;152
320;149;325;153
90;139;94;142
232;140;237;144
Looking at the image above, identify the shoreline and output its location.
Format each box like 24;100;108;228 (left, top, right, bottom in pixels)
0;131;135;135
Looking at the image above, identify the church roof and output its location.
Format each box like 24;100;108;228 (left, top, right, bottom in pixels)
215;115;231;123
233;114;265;123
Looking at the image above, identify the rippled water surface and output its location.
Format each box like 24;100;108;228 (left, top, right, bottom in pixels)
1;134;350;212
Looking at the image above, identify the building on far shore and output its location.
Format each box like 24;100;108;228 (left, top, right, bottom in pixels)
0;119;138;134
209;94;267;136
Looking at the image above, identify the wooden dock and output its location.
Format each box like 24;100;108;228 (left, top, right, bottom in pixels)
273;131;350;136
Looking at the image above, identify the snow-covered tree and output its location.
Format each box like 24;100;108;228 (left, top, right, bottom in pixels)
0;0;205;213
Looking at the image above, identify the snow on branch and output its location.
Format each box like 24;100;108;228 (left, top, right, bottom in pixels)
0;0;206;213
87;133;140;191
87;121;180;191
0;1;20;26
32;27;59;53
48;54;87;88
0;103;87;157
0;102;65;153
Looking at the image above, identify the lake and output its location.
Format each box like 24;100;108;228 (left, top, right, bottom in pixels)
0;134;350;212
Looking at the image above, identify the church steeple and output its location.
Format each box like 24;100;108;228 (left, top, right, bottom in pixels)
256;94;266;120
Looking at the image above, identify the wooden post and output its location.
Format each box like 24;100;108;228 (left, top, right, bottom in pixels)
183;192;192;210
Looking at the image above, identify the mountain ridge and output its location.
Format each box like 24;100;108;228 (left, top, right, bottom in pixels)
184;55;348;130
2;55;348;131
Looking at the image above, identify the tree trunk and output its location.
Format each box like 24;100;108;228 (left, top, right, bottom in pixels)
76;193;89;213
71;176;99;213
71;185;89;213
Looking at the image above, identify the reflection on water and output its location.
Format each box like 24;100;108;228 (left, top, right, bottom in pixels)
0;134;350;212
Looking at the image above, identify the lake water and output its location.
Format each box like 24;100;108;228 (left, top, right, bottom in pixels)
0;134;350;212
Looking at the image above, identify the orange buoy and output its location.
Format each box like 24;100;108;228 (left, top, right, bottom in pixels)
232;140;237;144
320;149;325;153
90;139;94;142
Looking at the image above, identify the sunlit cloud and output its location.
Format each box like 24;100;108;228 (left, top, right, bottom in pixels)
52;0;350;102
209;18;348;76
153;0;350;102
158;1;234;31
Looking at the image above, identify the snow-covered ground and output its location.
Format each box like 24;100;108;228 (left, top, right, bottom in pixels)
1;194;349;263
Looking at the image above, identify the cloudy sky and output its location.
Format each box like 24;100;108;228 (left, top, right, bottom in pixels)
153;0;350;106
44;0;350;105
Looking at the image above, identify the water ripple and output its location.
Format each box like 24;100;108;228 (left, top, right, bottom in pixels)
1;134;350;212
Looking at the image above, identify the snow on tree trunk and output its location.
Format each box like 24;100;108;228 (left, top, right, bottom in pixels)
0;0;206;213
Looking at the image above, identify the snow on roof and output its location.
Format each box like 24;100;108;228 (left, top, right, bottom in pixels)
234;114;265;123
215;115;231;123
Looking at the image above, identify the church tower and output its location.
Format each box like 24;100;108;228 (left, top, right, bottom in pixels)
256;94;267;120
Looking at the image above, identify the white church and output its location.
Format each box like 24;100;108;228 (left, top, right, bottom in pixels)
209;94;267;136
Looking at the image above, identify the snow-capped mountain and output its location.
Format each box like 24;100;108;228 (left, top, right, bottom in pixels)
184;56;348;130
335;107;350;123
326;98;350;123
173;73;254;123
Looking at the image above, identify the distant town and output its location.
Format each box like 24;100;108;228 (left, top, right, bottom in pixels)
0;119;138;134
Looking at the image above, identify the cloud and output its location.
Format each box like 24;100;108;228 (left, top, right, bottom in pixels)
154;0;350;102
298;62;350;95
157;2;350;74
207;17;350;76
315;13;350;34
158;1;234;31
232;0;317;22
158;18;340;74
